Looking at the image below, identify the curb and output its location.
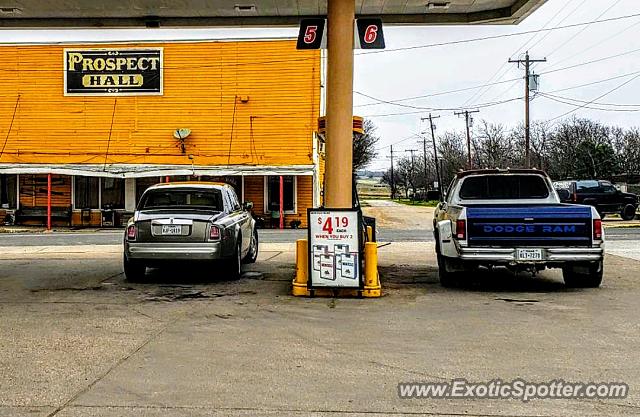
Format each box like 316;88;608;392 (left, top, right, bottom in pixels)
603;224;640;229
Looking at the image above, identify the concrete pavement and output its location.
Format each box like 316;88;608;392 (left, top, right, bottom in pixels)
1;199;640;416
1;241;640;416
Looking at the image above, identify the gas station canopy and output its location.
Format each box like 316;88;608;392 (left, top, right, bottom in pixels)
0;0;546;28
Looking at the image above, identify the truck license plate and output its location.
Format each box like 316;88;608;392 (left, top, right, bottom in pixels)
161;225;182;235
517;248;543;261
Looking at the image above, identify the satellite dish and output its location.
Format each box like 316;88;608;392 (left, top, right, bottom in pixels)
173;128;191;140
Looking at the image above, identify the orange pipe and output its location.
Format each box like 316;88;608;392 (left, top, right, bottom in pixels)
279;175;284;230
47;173;51;231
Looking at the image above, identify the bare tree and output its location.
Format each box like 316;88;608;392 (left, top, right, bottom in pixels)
353;119;380;171
437;131;466;187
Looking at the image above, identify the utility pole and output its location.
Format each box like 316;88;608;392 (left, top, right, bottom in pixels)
389;145;395;199
405;149;418;198
454;109;480;169
509;51;546;168
421;113;442;195
417;134;429;200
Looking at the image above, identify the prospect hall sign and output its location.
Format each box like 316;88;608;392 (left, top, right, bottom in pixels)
64;48;163;96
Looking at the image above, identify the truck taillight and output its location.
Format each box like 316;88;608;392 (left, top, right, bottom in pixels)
455;219;466;240
593;219;602;240
210;225;221;241
126;224;137;240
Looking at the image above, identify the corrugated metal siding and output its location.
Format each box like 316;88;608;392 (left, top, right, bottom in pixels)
244;175;265;216
0;40;320;168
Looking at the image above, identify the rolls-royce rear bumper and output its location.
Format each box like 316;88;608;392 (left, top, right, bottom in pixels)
125;242;222;261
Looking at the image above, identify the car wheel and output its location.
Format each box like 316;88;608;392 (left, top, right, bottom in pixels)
563;261;603;288
242;229;259;264
621;204;636;221
225;240;242;280
123;254;146;281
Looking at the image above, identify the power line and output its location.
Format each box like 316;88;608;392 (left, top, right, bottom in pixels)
102;98;118;171
362;96;522;118
540;46;640;76
354;48;640;112
545;70;640;94
538;92;640;112
540;92;640;108
463;0;579;108
0;95;19;160
524;0;588;54
0;12;636;75
545;0;622;59
355;12;640;56
544;16;640;72
547;73;640;124
375;133;421;151
354;77;522;109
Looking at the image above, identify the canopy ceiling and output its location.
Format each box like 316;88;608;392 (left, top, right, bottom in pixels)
0;0;547;28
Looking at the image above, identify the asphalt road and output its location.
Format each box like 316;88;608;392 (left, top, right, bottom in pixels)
0;226;637;246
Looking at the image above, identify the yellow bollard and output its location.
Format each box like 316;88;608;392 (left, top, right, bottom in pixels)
363;241;382;297
366;225;373;242
292;239;310;296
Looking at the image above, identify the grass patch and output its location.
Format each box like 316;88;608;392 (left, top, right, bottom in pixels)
394;199;440;207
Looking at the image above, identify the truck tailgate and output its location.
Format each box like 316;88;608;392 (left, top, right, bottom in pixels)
466;205;593;247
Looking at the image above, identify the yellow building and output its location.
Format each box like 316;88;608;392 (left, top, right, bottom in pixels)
0;39;323;227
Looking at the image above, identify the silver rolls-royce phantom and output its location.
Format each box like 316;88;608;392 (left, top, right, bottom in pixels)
123;182;258;280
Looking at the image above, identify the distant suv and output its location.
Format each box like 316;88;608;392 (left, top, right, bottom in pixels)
553;180;638;221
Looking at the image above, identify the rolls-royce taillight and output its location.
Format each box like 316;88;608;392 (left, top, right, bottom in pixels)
127;224;137;240
210;225;221;240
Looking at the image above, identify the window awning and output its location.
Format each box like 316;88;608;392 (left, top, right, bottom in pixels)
0;164;315;178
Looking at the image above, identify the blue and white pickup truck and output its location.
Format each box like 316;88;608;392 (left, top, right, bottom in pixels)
433;169;604;288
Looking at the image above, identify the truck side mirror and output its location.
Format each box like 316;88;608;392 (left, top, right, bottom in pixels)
557;188;571;202
243;201;254;210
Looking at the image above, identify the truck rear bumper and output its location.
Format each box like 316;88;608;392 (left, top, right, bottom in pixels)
458;246;604;263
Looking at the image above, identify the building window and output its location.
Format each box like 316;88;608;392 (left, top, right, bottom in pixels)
136;177;162;204
265;176;296;214
0;174;17;209
101;178;125;209
74;176;99;209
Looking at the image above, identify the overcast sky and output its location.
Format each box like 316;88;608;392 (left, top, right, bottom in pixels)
0;0;638;170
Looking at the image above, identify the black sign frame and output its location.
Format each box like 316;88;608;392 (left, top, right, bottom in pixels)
296;19;326;50
356;18;385;49
64;48;163;96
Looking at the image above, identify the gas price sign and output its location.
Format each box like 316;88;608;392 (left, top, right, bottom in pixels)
308;209;362;288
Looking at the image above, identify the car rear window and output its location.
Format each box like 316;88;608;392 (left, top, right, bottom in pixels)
576;180;600;192
140;189;223;210
459;175;549;200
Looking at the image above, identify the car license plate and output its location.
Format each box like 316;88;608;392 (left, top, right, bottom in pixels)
161;225;182;235
517;248;543;261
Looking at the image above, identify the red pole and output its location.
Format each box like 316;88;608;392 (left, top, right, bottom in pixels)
279;175;284;230
47;173;52;231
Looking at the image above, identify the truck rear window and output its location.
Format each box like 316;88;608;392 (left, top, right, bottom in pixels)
459;175;549;200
